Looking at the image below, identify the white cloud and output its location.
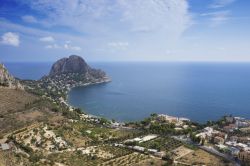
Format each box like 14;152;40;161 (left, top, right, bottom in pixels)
40;36;55;42
201;11;230;27
63;43;81;51
108;41;129;50
21;15;38;23
108;42;129;47
0;32;20;47
45;42;81;51
119;0;192;35
45;44;60;49
209;0;237;8
21;0;192;39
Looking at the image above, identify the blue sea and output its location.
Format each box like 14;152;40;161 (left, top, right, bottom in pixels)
5;62;250;123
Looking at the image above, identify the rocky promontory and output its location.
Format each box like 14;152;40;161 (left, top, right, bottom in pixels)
0;63;23;89
48;55;107;81
22;55;110;103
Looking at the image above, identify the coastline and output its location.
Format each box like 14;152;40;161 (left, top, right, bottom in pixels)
64;77;111;114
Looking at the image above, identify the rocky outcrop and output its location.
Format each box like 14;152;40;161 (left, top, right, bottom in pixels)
48;55;108;82
49;55;90;76
0;63;23;89
23;55;111;101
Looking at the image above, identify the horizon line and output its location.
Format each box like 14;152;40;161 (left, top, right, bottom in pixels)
3;60;250;63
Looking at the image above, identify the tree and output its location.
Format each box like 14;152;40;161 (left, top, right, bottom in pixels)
99;117;111;125
74;108;82;114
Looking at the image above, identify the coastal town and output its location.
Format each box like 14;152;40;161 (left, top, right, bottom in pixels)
1;56;250;166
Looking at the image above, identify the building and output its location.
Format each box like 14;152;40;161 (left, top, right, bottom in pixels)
236;143;248;150
214;136;225;145
157;114;178;123
0;143;10;151
148;149;158;153
196;127;219;142
236;120;249;128
223;124;237;132
215;144;228;151
154;151;165;158
133;146;145;152
225;116;234;123
238;150;250;163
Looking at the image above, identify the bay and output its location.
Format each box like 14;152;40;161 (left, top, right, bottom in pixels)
6;62;250;123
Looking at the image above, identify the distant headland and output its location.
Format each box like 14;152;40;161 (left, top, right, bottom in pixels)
21;55;111;108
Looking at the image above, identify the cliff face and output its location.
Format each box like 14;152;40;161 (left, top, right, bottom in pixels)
0;63;23;89
49;55;90;76
48;55;108;81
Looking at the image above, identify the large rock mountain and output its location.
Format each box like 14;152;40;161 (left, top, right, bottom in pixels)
0;63;23;89
49;55;90;76
48;55;107;79
29;55;110;100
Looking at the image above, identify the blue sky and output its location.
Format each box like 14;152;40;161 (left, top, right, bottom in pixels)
0;0;250;62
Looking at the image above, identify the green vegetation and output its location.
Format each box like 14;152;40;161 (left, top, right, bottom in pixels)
140;137;183;152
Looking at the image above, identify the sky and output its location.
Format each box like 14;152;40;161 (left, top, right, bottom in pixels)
0;0;250;62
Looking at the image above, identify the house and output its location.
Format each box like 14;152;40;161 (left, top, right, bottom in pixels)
157;114;178;123
236;120;249;128
178;117;190;122
111;122;121;128
238;150;250;163
225;116;234;123
154;151;165;158
225;141;237;147
215;144;228;151
0;143;10;151
215;131;228;140
196;127;219;142
133;146;145;152
140;134;158;143
214;136;225;144
236;143;248;150
148;149;158;153
229;136;238;142
223;124;237;132
237;137;250;144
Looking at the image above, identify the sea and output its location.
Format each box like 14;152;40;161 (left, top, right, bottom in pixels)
5;62;250;123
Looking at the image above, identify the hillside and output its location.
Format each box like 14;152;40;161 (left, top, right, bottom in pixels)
0;64;23;89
